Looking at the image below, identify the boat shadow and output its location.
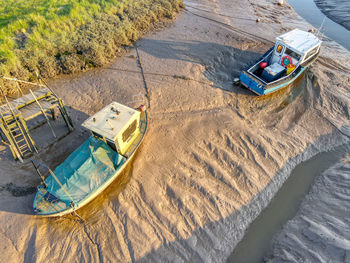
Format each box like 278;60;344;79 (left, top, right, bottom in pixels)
137;38;263;95
0;106;90;215
138;38;311;103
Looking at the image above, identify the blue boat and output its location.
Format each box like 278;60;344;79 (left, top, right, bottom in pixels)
240;29;322;95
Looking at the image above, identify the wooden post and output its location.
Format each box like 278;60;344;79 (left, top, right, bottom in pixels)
29;89;57;138
15;80;24;97
35;73;74;131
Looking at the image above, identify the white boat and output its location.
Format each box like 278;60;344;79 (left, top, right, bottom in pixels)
240;29;322;95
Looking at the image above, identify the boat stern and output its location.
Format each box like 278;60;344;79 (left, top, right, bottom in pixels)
240;72;265;95
33;187;71;216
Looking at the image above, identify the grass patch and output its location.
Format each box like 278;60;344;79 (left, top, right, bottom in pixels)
0;0;183;92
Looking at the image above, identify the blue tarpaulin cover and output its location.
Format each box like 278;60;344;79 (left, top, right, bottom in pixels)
46;136;125;204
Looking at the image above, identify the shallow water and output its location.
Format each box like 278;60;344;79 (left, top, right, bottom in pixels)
227;141;350;262
288;0;350;50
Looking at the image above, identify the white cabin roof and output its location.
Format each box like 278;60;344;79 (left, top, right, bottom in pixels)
276;29;321;55
82;102;140;141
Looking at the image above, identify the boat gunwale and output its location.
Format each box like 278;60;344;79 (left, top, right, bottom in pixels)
243;48;320;92
246;50;302;87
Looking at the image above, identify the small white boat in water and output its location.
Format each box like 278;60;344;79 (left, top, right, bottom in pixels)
33;102;147;217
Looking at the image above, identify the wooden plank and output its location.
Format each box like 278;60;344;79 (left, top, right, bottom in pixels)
1;94;58;124
0;87;51;114
0;104;20;115
21;102;59;121
2;77;46;88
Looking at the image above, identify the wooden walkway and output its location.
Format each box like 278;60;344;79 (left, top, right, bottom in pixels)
0;76;74;161
0;87;59;123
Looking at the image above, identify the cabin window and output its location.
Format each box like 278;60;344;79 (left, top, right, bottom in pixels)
285;48;301;60
276;44;283;53
303;46;319;62
122;120;137;142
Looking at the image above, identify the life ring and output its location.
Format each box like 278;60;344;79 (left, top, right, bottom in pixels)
281;55;292;67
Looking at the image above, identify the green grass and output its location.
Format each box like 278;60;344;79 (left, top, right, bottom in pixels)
0;0;183;91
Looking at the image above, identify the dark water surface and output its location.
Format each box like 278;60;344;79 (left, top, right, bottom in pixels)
288;0;350;50
314;0;350;31
227;141;350;262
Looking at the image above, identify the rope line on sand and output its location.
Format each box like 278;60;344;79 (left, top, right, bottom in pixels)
135;45;151;109
105;66;216;86
66;211;104;263
185;4;256;22
183;8;274;45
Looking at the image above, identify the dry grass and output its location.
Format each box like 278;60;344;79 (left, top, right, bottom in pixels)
0;0;183;92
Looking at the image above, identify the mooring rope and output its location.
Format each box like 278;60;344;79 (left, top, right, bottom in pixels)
183;7;274;45
135;45;151;109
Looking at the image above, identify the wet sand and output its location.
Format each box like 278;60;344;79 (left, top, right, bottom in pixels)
0;0;350;262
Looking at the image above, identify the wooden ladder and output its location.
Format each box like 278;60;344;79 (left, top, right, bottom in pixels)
0;92;38;161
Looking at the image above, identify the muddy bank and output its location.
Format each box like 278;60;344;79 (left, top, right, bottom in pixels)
0;0;349;262
314;0;350;30
267;153;350;262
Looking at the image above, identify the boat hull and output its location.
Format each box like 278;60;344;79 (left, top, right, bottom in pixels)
33;111;148;217
240;67;306;95
239;49;319;96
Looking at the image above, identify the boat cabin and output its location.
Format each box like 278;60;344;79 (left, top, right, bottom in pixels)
82;102;141;156
271;29;321;67
248;29;321;84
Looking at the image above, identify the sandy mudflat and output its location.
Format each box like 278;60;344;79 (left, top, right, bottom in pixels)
314;0;350;30
0;0;350;262
267;154;350;262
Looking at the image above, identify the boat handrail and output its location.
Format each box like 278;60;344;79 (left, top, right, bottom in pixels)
300;48;320;66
